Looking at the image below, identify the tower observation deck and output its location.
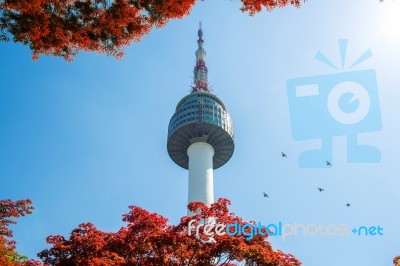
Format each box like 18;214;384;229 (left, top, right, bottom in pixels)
167;23;234;210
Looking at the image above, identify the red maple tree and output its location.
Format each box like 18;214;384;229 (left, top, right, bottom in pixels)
0;199;41;266
38;198;301;265
0;0;306;61
0;198;301;265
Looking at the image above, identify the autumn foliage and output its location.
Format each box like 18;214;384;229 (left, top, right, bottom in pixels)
0;0;306;61
0;198;301;265
37;198;300;265
0;199;41;266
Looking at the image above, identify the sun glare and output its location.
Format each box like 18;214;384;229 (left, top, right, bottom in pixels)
382;1;400;40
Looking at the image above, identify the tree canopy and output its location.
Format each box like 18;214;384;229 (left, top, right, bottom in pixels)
0;0;305;61
0;199;41;266
38;198;301;265
0;198;301;265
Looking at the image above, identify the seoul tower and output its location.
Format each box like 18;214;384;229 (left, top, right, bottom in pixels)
167;23;234;213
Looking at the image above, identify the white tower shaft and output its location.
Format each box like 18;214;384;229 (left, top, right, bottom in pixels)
187;142;214;214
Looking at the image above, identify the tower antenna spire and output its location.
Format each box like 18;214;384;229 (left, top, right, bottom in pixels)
198;21;203;42
193;21;208;92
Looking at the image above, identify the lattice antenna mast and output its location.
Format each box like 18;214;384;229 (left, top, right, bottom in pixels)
192;22;209;92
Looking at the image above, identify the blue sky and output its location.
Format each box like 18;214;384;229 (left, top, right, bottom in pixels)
1;0;399;265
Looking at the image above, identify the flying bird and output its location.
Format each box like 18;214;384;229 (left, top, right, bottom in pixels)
326;161;331;166
281;152;287;158
263;192;269;198
317;188;325;192
346;203;351;207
